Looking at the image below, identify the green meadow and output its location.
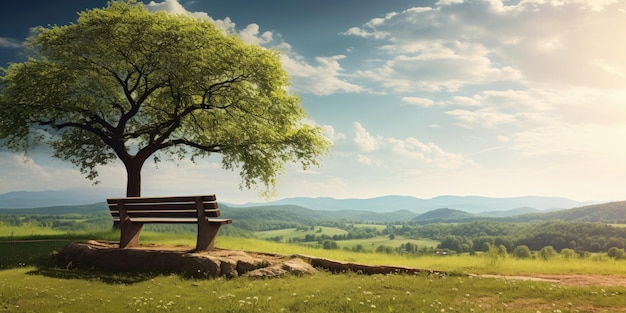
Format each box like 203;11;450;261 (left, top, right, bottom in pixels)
255;226;439;250
2;225;626;312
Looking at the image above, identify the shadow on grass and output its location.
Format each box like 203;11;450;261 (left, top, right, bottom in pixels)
0;240;71;270
28;267;159;284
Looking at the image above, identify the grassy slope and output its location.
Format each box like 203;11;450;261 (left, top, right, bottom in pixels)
2;239;626;313
5;265;626;313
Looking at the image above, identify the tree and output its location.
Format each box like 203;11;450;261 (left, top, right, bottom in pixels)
538;246;558;260
560;248;577;259
322;240;338;250
0;1;330;198
512;245;532;259
607;247;625;259
484;243;506;266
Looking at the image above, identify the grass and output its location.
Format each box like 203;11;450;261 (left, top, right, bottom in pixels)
2;225;626;312
2;261;626;312
216;236;626;276
3;225;71;238
255;226;348;240
254;227;439;251
333;236;438;250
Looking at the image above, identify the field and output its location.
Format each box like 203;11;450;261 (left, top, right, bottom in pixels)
256;226;349;240
2;225;626;312
254;226;439;251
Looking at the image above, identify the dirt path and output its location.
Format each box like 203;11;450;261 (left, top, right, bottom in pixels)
476;274;626;287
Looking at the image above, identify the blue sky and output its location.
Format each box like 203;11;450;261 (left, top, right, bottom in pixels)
1;0;625;203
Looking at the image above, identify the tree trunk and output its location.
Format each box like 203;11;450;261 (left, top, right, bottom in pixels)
113;157;145;229
125;158;143;197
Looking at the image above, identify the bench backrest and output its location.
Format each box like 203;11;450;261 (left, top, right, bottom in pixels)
107;195;220;223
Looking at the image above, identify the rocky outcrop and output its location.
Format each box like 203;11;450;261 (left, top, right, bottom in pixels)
57;241;316;278
57;241;441;279
298;254;439;275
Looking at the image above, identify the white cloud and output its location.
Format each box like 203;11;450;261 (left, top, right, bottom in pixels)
321;124;346;144
238;23;273;45
281;54;364;95
349;123;475;170
436;0;465;5
344;0;626;93
0;37;21;49
355;41;522;92
450;96;482;107
146;0;213;19
445;87;626;130
388;137;475;169
146;0;364;96
356;154;372;165
0;153;90;192
401;97;436;107
510;123;626;158
353;122;382;152
446;109;517;128
342;27;389;40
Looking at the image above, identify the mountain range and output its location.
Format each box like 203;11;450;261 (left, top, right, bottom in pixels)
0;189;108;208
0;189;601;214
229;195;599;214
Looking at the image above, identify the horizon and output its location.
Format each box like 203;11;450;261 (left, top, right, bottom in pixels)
0;188;606;208
1;0;625;204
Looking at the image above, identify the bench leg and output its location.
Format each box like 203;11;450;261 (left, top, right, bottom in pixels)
196;222;223;251
120;222;144;248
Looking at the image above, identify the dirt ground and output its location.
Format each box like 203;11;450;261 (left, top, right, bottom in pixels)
475;274;626;287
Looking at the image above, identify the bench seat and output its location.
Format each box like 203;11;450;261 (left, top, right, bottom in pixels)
107;195;232;251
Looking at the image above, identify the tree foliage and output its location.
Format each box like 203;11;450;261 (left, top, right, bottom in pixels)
607;247;625;259
512;245;532;259
0;1;330;197
538;246;558;260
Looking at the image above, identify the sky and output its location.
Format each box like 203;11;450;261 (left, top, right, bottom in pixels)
1;0;626;204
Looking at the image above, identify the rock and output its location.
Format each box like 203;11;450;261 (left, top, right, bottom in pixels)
56;241;316;278
296;254;441;276
56;241;439;279
245;257;316;278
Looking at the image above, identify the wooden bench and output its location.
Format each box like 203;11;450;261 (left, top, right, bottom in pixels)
107;195;232;251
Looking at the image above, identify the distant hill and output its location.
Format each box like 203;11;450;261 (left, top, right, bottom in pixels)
220;205;418;224
0;190;599;213
410;201;626;224
1;196;624;226
413;208;474;222
231;195;598;214
0;202;108;215
507;201;626;223
0;189;114;208
479;207;543;217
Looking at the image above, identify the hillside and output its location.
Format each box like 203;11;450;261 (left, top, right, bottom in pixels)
508;201;626;223
219;205;418;230
0;202;108;215
412;208;474;222
479;207;542;217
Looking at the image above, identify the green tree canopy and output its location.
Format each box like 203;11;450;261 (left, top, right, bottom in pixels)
0;1;330;197
512;245;531;259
